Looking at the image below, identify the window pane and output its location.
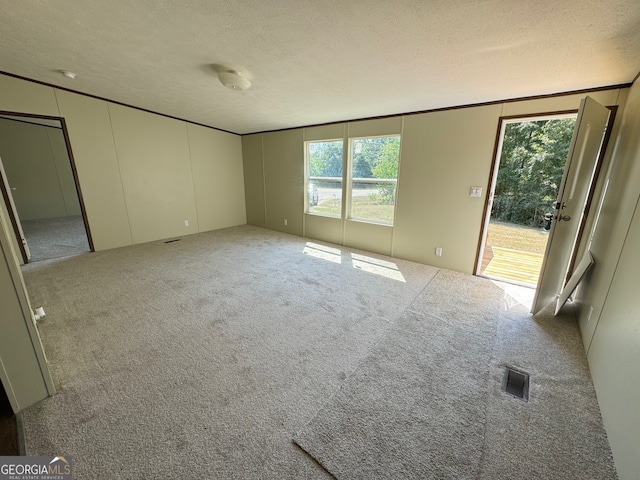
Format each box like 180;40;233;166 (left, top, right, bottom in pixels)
350;136;400;225
307;140;343;216
351;181;397;225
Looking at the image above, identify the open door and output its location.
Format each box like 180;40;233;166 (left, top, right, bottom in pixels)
531;97;610;315
0;156;30;263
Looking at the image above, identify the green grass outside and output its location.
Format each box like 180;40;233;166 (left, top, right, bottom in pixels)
487;220;549;254
310;195;394;224
310;199;341;217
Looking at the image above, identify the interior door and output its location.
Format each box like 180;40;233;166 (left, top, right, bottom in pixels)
0;156;30;263
531;96;610;315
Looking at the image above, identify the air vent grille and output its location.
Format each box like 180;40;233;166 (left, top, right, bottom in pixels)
503;367;529;401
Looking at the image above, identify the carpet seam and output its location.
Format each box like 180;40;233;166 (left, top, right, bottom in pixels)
21;226;617;478
473;291;504;479
292;268;443;439
295;272;512;478
292;440;338;480
386;268;443;324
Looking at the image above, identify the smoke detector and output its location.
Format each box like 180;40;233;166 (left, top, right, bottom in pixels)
218;70;251;91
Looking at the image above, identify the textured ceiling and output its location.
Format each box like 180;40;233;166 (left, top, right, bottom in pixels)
1;0;639;135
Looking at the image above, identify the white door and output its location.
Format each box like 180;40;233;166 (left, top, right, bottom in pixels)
531;96;610;315
0;156;30;262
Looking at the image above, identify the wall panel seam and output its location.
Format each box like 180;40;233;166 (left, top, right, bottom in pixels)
261;134;267;227
106;103;134;244
185;124;201;232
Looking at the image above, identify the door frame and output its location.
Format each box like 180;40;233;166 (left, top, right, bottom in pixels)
473;109;578;281
531;98;614;314
564;106;618;279
475;105;618;292
0;111;94;262
0;204;56;412
0;157;28;262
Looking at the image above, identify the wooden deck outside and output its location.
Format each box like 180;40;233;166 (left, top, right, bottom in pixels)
479;245;544;286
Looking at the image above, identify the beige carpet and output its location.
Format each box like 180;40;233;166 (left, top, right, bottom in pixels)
294;269;503;478
21;215;90;262
19;226;616;478
294;273;616;479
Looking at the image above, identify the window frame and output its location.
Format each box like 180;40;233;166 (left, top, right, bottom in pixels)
304;134;402;226
347;134;402;226
304;138;345;218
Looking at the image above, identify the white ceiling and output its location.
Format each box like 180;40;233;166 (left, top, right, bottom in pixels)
1;0;639;135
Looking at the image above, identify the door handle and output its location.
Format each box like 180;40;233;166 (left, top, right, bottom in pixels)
556;215;571;222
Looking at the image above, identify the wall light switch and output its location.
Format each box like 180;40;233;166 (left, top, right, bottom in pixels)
470;186;483;197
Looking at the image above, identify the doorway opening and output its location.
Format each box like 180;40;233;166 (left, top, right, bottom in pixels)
477;113;578;287
0;380;19;455
0;113;93;263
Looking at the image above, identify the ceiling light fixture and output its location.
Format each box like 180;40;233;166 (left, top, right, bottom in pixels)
60;70;76;79
218;70;251;91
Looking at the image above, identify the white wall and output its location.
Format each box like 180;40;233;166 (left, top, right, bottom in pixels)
3;72;638;475
108;103;200;244
242;85;640;477
0;74;247;251
243;88;627;274
189;124;248;232
575;78;640;480
48;125;82;217
0;119;80;220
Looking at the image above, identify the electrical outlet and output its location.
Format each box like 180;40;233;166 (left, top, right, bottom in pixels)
283;219;288;226
470;186;483;197
184;220;189;227
435;247;443;256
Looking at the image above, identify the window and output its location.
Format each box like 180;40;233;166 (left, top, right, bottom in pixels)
349;136;401;225
305;140;343;217
305;135;402;226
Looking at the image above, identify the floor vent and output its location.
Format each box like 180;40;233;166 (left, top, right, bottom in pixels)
164;239;181;244
502;367;529;401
